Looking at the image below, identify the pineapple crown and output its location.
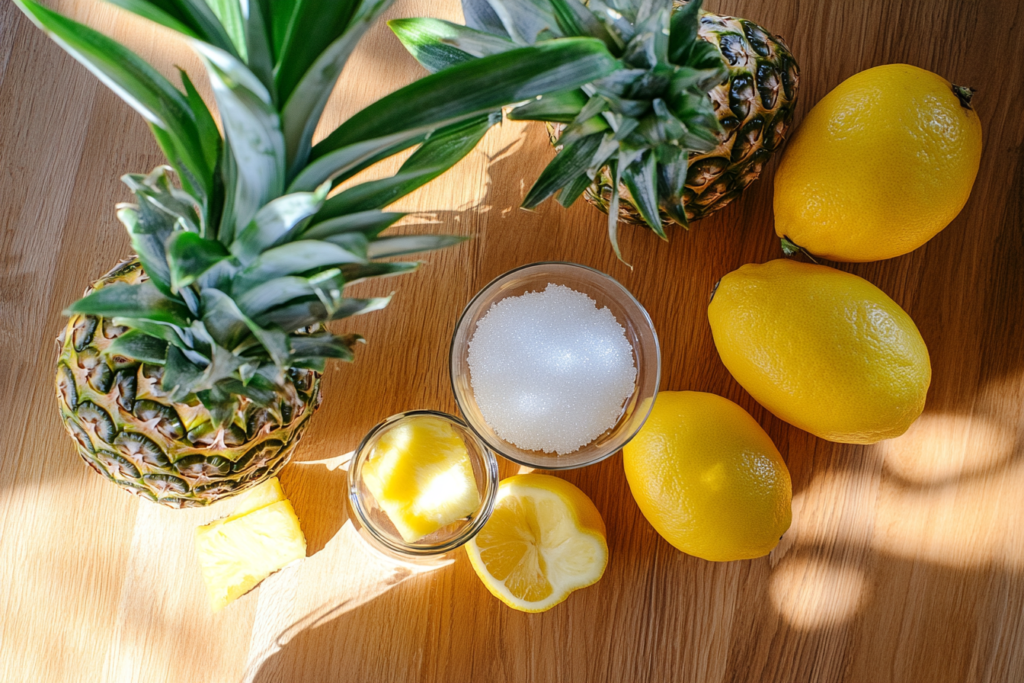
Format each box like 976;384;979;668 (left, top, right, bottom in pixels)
390;0;730;261
16;0;619;424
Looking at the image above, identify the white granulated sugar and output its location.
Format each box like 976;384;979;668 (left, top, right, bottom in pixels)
467;283;637;455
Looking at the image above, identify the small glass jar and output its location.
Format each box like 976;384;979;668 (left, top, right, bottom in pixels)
347;410;499;563
450;262;661;470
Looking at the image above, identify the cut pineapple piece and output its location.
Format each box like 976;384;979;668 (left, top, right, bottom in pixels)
362;415;481;544
226;477;285;521
195;499;306;612
199;477;287;538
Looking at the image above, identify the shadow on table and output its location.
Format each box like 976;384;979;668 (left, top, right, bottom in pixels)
247;442;1024;683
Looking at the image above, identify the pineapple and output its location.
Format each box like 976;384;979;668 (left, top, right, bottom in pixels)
392;0;799;260
19;0;619;507
361;415;481;543
195;478;304;612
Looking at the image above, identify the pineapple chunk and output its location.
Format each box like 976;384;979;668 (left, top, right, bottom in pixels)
198;477;287;539
362;415;481;544
195;499;306;612
226;477;286;521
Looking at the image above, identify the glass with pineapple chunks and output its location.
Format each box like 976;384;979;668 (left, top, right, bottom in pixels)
347;410;499;560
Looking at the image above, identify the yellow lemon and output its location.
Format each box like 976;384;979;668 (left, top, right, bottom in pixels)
623;392;792;562
774;64;982;262
465;474;607;612
708;259;931;443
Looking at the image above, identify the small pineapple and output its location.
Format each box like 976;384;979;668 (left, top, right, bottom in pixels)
18;0;618;507
392;0;799;259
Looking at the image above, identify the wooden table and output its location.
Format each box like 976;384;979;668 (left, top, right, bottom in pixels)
3;1;1023;681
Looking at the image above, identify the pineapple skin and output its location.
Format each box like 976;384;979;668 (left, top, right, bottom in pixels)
574;7;800;226
55;259;322;508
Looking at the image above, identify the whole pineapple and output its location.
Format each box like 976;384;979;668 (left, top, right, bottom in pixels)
392;0;799;260
19;0;617;507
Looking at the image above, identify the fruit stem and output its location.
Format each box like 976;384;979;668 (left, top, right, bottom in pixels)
780;236;818;263
952;84;976;109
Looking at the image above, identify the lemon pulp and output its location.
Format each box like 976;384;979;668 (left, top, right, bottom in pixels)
466;474;607;612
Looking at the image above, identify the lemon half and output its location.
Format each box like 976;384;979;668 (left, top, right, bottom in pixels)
466;474;608;612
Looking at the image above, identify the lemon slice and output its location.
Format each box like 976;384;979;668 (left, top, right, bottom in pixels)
362;415;481;544
465;474;608;612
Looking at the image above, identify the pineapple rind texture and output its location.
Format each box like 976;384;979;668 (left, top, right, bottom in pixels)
195;498;307;612
583;8;800;226
56;261;321;509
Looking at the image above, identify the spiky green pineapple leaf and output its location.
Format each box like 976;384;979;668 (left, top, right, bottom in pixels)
177;69;222;221
14;0;212;204
117;206;174;297
201;288;251;350
239;0;275;94
203;0;246;59
103;0;239;57
366;235;468;259
621;150;665;238
274;0;360;104
257;295;390;330
230;184;330;265
166;231;231;291
200;287;289;368
280;0;394;176
462;0;511;37
196;383;239;429
479;0;558;44
605;158;627;264
341;261;420;285
194;42;285;240
522;132;606;209
163;344;206;400
656;144;689;226
66;281;191;327
103;0;199;40
236;274;339;318
550;0;615;45
232;240;367;293
106;329;170;365
388;18;516;73
314;113;497;217
506;88;587;123
302;211;406;240
288;129;433;194
312;39;619;159
289;333;359;362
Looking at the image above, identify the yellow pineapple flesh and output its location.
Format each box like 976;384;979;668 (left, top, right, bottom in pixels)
362;415;481;544
195;478;306;611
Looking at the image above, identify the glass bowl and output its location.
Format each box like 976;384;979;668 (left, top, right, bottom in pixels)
450;262;661;470
347;410;499;559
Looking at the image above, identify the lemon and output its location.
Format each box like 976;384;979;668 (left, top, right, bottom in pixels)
774;64;982;262
465;474;608;612
362;415;481;544
708;259;931;443
623;392;791;562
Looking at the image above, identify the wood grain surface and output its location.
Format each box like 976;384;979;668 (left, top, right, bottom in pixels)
2;1;1024;682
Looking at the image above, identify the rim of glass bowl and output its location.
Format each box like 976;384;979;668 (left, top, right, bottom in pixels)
347;410;500;557
449;261;661;471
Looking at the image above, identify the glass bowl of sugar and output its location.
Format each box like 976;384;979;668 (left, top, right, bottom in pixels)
450;262;661;470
